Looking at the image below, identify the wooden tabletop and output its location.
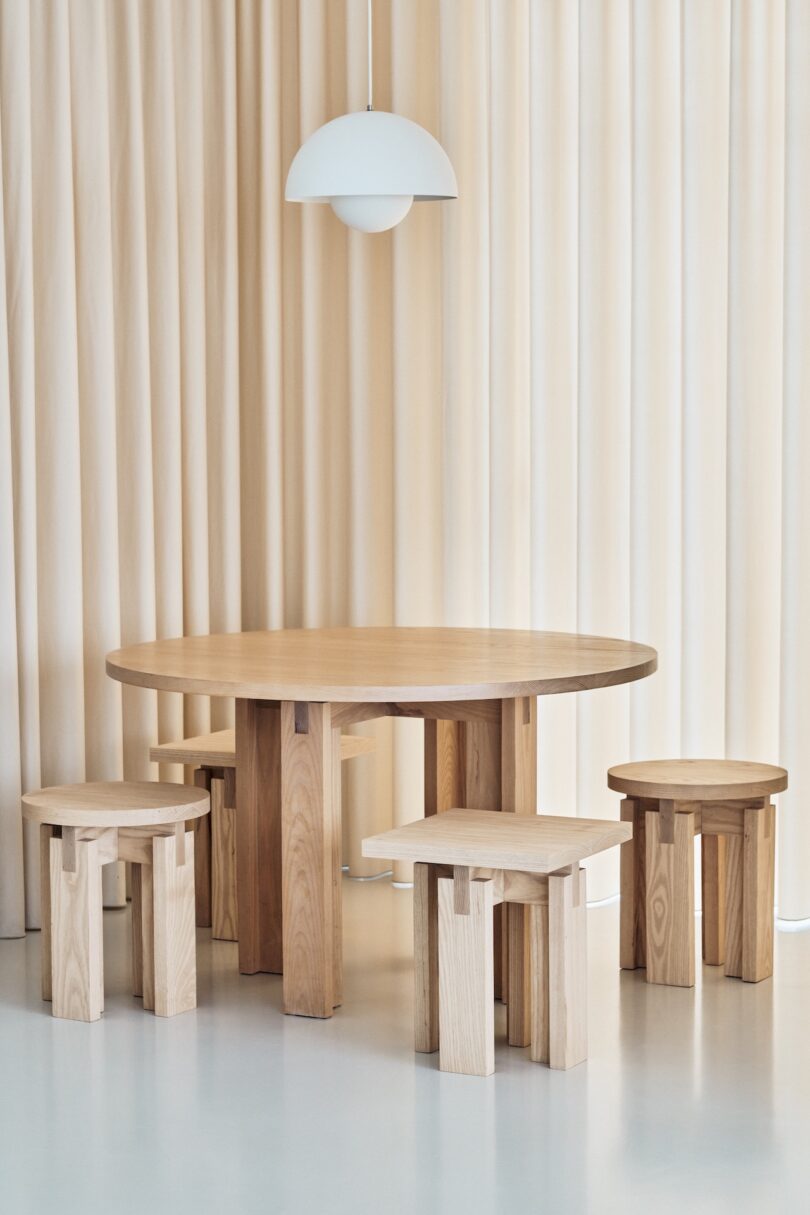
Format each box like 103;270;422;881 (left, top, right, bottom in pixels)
107;627;657;703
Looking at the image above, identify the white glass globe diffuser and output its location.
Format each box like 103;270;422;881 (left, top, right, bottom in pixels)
284;1;457;233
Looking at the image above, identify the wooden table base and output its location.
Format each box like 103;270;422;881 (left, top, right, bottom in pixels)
235;695;538;1024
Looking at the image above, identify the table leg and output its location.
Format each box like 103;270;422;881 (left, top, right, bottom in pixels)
235;699;283;975
463;718;506;1000
331;725;343;1007
501;696;537;1047
425;718;504;997
423;698;538;1028
280;701;336;1018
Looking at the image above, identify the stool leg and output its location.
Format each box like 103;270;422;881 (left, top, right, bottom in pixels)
414;863;439;1053
49;835;104;1022
507;905;532;1047
192;768;213;928
131;863;144;998
742;801;775;983
548;867;587;1070
438;875;494;1076
724;829;744;978
152;830;197;1017
702;833;726;965
529;901;550;1064
40;824;54;1001
620;798;646;969
645;804;696;987
211;776;238;942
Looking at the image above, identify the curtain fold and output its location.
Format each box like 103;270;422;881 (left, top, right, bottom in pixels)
1;0;808;935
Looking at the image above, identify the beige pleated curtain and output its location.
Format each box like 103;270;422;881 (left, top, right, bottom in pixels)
1;0;809;938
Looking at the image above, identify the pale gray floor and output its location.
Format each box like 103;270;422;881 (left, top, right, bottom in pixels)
1;879;809;1215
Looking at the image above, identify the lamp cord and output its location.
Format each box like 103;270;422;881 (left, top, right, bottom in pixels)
367;0;373;110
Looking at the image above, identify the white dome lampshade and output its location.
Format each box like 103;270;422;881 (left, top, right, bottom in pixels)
285;110;458;234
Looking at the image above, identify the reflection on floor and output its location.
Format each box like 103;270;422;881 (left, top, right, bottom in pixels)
1;877;809;1214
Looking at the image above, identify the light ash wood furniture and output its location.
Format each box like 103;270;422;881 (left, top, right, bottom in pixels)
150;727;374;943
107;627;656;1020
22;781;210;1022
363;809;632;1076
608;759;788;987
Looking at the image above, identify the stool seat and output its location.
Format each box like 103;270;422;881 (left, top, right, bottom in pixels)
149;727;374;767
363;808;631;874
607;759;787;802
22;781;210;827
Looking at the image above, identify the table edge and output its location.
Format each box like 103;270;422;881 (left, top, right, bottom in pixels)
106;650;658;702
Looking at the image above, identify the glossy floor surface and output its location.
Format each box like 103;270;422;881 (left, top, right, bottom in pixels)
1;879;808;1214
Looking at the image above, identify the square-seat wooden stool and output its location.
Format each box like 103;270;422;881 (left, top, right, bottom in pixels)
608;759;788;987
22;781;210;1022
150;728;375;941
363;809;631;1076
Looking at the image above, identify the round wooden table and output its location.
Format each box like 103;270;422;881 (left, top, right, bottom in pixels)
107;627;657;1028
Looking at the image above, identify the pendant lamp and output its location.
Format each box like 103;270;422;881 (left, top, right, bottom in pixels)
285;1;458;233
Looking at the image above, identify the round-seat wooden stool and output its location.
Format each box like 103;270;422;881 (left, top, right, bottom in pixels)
22;781;210;1022
608;759;788;987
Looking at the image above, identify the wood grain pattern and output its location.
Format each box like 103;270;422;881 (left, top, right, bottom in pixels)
501;696;536;1047
424;719;463;817
414;862;439;1053
548;868;587;1070
724;832;744;979
151;730;240;767
501;696;537;815
280;701;335;1018
645;808;696;987
331;699;503;728
507;897;532;1048
211;776;238;942
139;860;156;1011
423;716;507;998
702;804;748;836
619;798;645;969
235;699;282;975
107;626;657;702
463;719;502;811
331;726;343;1007
131;862;144;998
49;835;104;1022
438;876;495;1076
40;824;54;1001
394;700;503;723
152;830;197;1017
742;802;775;983
462;717;506;1000
22;781;209;826
608;758;787;802
453;865;471;915
363;808;632;874
529;902;550;1063
701;832;726;966
192;768;212;928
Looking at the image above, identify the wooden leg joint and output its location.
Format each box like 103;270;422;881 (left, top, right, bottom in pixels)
453;866;470;915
